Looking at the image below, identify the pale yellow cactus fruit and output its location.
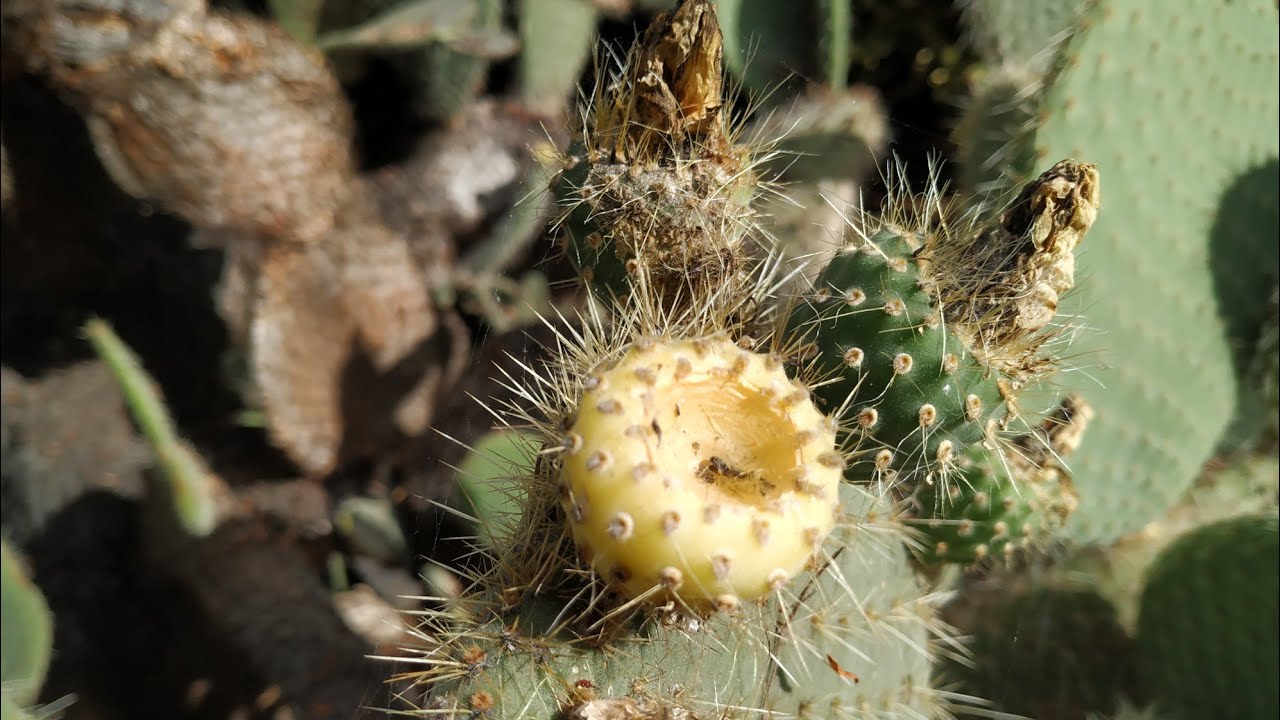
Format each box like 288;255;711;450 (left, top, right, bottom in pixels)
560;334;841;609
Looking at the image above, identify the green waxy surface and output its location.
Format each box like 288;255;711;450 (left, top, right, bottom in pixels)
419;486;944;717
1137;512;1280;720
0;541;53;708
1034;0;1280;542
907;445;1076;565
790;228;1005;487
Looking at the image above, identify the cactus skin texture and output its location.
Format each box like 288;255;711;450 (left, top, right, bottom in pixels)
1026;0;1280;543
562;335;841;608
405;485;950;718
1136;512;1280;720
788;158;1098;492
789;227;1006;488
904;392;1089;566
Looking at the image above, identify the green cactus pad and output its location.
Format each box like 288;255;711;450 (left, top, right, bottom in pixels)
559;141;759;305
1136;512;1279;720
944;583;1135;719
409;486;950;717
416;0;506;121
1033;0;1280;543
906;444;1077;565
789;228;1006;488
0;541;53;708
960;0;1090;69
517;0;597;116
450;429;536;548
713;0;813;98
952;62;1044;197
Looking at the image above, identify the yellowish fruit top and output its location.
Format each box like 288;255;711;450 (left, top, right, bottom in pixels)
560;335;841;609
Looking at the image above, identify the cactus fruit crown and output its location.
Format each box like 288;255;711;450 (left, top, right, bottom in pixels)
553;0;776;306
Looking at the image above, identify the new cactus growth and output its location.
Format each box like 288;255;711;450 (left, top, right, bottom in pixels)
562;334;841;607
906;393;1089;565
789;160;1099;491
790;225;1006;488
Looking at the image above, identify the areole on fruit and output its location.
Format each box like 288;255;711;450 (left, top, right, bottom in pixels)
558;334;841;608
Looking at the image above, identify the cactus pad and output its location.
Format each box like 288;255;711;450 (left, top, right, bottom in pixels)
907;443;1077;565
1033;0;1280;542
1137;512;1280;720
790;227;1007;487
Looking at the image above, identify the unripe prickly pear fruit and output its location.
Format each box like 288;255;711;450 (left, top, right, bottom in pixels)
562;334;841;608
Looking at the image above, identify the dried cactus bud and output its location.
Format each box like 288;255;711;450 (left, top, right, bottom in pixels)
561;0;763;307
11;1;356;242
560;335;840;607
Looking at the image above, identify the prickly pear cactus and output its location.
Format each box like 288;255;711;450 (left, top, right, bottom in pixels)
557;0;762;305
789;226;1006;489
394;2;1115;716
1136;512;1280;720
404;485;952;718
907;393;1089;565
952;0;1091;194
789;159;1099;491
1028;0;1280;543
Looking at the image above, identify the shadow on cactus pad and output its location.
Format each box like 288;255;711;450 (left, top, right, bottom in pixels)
941;582;1137;720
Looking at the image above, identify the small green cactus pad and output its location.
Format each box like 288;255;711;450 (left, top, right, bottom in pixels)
416;0;506;121
749;85;889;185
789;227;1005;488
559;139;759;304
557;0;763;306
450;429;536;548
0;541;53;708
561;335;841;608
906;444;1077;565
1033;0;1280;543
1136;512;1280;720
712;0;814;98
